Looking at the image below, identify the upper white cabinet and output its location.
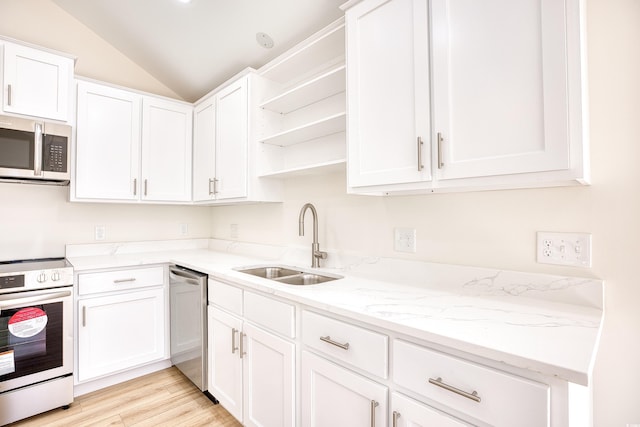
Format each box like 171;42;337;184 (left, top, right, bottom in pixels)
2;41;73;121
74;79;193;203
141;97;192;202
75;81;140;200
256;19;347;179
192;73;282;204
343;0;589;194
345;0;431;188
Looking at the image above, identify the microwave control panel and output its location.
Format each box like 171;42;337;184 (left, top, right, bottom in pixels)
43;134;68;173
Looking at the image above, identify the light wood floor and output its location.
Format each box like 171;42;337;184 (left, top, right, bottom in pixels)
9;367;241;427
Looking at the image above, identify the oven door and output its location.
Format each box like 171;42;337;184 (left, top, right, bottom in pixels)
0;287;72;393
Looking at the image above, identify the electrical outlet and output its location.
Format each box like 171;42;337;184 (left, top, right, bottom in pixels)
94;225;105;241
180;223;188;235
394;228;416;253
537;232;592;267
230;224;239;239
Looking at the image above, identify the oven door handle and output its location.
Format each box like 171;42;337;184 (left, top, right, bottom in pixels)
0;290;71;310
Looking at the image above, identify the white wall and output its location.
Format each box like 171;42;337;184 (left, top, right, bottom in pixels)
210;1;640;425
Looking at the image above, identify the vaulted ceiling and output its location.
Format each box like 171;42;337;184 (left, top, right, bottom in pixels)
53;0;344;102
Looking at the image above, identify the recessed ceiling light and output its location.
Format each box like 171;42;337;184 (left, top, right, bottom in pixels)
256;32;274;49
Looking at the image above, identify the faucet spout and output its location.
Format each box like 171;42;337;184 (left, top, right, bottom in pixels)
298;203;327;268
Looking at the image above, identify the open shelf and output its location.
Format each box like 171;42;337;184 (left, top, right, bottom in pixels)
259;112;346;147
259;159;346;178
260;65;346;114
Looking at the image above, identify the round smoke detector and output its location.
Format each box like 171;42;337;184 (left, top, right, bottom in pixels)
256;32;274;49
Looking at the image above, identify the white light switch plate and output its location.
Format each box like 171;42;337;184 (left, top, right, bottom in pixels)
537;232;592;267
394;228;416;253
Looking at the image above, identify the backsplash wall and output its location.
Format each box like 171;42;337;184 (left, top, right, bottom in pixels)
0;183;211;261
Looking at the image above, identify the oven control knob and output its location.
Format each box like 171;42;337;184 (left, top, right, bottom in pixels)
37;272;47;283
51;271;61;281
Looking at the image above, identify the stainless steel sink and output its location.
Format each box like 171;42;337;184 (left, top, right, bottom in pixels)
237;266;302;279
235;265;341;285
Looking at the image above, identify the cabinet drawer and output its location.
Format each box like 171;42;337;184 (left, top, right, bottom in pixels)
302;310;388;378
78;266;164;295
393;339;550;427
244;291;295;338
208;279;242;315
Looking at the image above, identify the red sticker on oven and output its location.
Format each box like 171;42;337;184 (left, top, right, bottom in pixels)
8;307;48;338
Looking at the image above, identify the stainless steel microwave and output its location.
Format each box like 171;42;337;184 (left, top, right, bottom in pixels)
0;115;71;185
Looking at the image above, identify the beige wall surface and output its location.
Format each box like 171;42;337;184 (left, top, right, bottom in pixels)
210;0;640;425
0;0;638;425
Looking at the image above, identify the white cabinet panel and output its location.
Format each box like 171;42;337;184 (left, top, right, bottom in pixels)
75;81;140;200
192;98;216;201
141;97;193;202
208;306;244;421
78;288;165;382
432;0;570;180
346;0;431;188
2;42;72;121
301;350;388;427
391;392;470;427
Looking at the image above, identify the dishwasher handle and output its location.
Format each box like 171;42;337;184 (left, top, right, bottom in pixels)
169;266;206;286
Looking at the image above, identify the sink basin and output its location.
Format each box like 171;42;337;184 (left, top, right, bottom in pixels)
235;265;342;285
275;273;338;286
237;266;302;279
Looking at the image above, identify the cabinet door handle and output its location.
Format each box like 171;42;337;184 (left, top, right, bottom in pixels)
133;178;137;196
144;179;148;196
7;84;12;106
428;377;481;402
231;328;239;354
392;410;400;427
208;178;214;195
370;400;379;427
320;335;349;350
212;178;219;195
82;306;86;327
113;278;136;284
437;132;444;169
417;136;424;171
239;332;246;359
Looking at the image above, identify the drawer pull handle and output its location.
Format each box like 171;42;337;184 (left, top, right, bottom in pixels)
392;410;400;427
320;335;349;350
113;278;137;284
370;400;378;427
428;377;481;402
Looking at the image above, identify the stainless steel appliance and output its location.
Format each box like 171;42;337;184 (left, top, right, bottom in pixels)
0;258;74;425
169;265;208;393
0;114;71;185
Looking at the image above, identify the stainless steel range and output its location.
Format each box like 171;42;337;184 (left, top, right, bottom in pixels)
0;258;74;425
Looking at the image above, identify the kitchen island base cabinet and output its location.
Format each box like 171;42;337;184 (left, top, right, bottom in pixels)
77;288;166;382
301;351;388;427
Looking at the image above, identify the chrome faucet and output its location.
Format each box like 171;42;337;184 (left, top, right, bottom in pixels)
298;203;327;268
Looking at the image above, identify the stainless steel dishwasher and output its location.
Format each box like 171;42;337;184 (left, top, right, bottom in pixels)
169;265;208;392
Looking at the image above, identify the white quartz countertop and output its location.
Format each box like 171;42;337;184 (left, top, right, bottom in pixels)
66;239;603;386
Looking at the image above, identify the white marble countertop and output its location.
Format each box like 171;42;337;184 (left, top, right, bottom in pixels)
66;239;603;386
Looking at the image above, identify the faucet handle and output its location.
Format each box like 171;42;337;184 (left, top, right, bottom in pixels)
314;250;328;260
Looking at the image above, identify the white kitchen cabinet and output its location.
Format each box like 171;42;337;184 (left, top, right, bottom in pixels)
75;80;141;200
344;0;431;188
77;288;166;382
193;73;282;203
343;0;588;194
2;41;73;121
391;392;470;427
74;79;192;203
141;97;192;202
208;281;295;426
301;350;388;427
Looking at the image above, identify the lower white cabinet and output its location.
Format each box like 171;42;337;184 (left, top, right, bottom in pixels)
208;288;295;427
301;350;388;427
77;287;166;382
391;392;470;427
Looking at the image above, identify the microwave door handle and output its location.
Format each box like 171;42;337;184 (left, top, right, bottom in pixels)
34;122;43;176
